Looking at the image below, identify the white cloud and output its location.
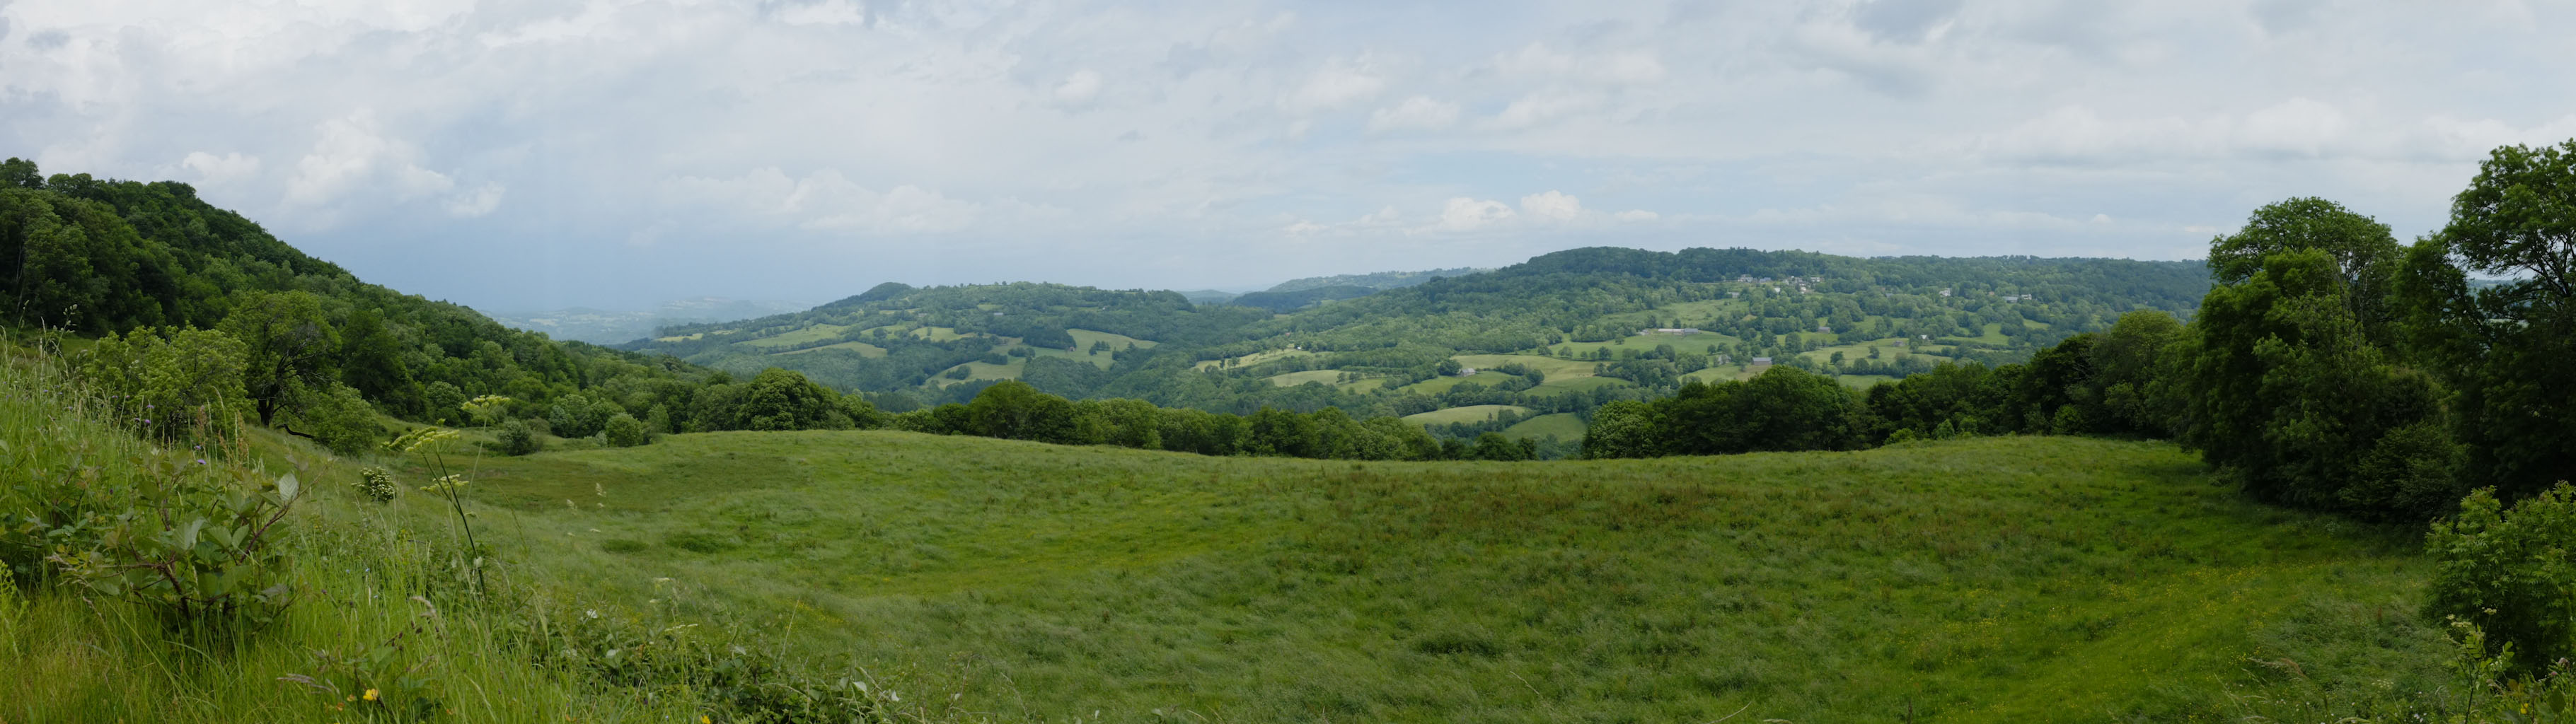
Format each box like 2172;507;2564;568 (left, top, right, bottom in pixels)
1487;90;1599;129
1281;55;1386;113
1430;197;1515;233
775;0;867;26
1284;205;1401;236
1518;190;1581;221
1053;69;1102;107
671;168;978;234
1615;209;1659;222
1491;43;1665;86
445;183;506;218
1368;95;1459;133
282;111;454;216
179;151;260;187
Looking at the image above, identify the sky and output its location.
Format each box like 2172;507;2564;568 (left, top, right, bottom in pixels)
4;0;2574;312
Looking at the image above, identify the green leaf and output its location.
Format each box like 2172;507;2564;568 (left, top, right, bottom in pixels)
275;472;299;503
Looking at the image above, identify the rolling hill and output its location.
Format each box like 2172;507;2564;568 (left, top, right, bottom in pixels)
626;249;2211;449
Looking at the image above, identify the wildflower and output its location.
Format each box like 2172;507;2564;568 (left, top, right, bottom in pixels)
363;689;380;701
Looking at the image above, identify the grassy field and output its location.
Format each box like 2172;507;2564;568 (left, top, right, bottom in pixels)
1193;348;1316;371
1527;375;1629;397
773;339;889;358
1397;370;1519;395
741;323;852;349
1501;412;1586;441
1400;404;1532;426
424;432;2443;723
1543;331;1739;359
1450;354;1601;383
1264;369;1348;387
1069;329;1156;351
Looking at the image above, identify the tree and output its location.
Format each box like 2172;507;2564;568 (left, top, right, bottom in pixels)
603;413;648;448
337;308;419;416
2084;310;2185;436
78;327;252;443
739;368;850;431
2183;206;2456;515
296;383;381;456
496;419;542;456
1581;399;1660;459
2208;197;2403;340
219;290;338;426
962;380;1075;443
2404;140;2576;500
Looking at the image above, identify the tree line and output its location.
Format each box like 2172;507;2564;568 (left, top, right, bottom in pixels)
1583;141;2576;525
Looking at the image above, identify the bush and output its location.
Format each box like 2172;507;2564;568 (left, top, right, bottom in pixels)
496;419;542;456
603;413;647;448
2426;483;2576;673
298;383;381;457
353;467;400;503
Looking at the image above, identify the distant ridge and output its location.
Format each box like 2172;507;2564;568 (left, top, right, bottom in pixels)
1262;267;1492;293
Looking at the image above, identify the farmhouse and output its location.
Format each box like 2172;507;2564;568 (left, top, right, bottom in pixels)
1750;356;1773;366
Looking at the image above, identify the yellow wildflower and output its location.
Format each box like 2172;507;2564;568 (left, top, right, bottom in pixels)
363;689;380;701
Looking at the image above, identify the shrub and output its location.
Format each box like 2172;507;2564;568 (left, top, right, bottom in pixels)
496;420;541;456
299;382;381;456
354;467;400;503
2426;483;2576;672
603;413;647;448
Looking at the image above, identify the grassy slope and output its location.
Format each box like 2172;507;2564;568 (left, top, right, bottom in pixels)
439;432;2442;723
1401;404;1532;426
1501;412;1586;441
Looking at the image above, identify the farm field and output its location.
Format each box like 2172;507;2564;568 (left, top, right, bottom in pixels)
1397;370;1519;395
1500;412;1586;441
1400;404;1532;426
741;323;852;349
1450;354;1601;383
427;433;2442;723
772;339;888;358
1264;369;1347;387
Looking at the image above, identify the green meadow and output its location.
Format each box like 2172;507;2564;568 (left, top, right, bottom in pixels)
402;431;2441;723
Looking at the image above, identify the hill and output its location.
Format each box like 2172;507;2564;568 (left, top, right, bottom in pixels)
486;297;811;344
628;247;2211;448
438;431;2434;723
1262;266;1494;293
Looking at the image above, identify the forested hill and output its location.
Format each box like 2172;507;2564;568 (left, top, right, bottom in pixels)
0;160;729;443
627;245;2210;448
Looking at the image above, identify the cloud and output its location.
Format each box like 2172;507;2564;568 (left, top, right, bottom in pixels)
1431;197;1515;233
1053;69;1102;107
5;0;2568;308
1518;190;1581;221
1281;55;1386;113
1491;43;1665;86
279;112;456;223
179;151;261;187
1368;95;1459;133
671;168;978;234
1486;90;1600;129
444;183;506;218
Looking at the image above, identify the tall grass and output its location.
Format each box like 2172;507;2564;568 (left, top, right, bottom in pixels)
0;344;980;723
446;428;2453;723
